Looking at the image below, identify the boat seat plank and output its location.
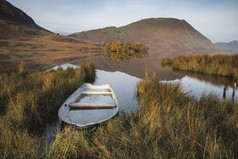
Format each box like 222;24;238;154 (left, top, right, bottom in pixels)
81;92;112;95
69;102;116;108
81;89;112;95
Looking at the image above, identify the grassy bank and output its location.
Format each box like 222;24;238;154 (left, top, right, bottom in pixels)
43;74;238;158
1;70;237;158
162;54;238;80
0;63;95;158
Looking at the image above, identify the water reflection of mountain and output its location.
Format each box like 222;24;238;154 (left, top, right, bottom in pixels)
75;57;237;100
81;56;184;80
76;56;236;91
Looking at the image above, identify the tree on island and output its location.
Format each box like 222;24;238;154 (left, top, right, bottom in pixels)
104;41;149;61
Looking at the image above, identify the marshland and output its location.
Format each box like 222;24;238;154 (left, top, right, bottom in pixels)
162;54;238;80
0;59;238;158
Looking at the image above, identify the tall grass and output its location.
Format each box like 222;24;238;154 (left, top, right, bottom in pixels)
162;54;238;80
137;74;237;158
1;68;237;158
43;73;237;158
0;63;95;159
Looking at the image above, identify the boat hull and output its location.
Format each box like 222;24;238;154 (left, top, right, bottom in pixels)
58;83;119;127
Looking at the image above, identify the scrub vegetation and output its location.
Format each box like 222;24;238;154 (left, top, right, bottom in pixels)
104;41;149;61
1;69;237;158
162;54;238;80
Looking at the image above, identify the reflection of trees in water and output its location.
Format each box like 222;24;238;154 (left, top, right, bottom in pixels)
94;57;127;71
105;53;148;61
104;41;149;61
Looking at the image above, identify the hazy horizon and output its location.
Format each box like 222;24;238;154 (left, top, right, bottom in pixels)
7;0;238;43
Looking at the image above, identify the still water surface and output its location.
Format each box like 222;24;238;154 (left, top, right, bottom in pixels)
50;62;238;122
167;75;237;100
43;60;237;144
94;69;140;115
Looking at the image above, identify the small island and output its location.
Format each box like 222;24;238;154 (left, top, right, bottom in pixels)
104;41;149;61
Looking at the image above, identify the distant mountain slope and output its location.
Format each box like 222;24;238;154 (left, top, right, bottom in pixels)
70;18;220;57
214;41;238;54
0;0;50;39
0;0;38;27
0;0;104;72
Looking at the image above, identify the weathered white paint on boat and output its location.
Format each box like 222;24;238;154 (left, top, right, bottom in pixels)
58;83;119;127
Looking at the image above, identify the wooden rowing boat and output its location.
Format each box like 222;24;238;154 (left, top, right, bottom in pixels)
58;83;119;127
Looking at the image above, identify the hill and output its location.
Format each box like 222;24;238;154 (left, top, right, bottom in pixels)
70;18;220;57
0;0;49;39
0;0;103;72
214;41;238;54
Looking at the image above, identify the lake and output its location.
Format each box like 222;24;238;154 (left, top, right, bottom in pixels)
51;57;238;123
42;57;237;144
84;56;237;100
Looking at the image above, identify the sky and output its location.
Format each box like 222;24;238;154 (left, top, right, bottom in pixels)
7;0;238;43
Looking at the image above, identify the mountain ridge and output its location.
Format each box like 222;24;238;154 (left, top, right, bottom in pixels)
0;0;53;40
0;0;104;72
0;0;45;30
215;40;238;49
70;18;220;57
214;40;238;55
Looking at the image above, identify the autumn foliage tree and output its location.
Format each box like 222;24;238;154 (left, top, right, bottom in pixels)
104;41;149;61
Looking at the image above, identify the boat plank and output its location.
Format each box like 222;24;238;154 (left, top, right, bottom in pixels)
69;102;116;108
81;91;112;95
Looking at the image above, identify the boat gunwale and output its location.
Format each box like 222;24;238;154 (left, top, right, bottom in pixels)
58;83;119;127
